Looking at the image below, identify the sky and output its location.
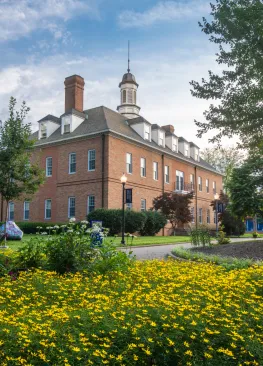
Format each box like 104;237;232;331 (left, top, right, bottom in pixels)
0;0;232;148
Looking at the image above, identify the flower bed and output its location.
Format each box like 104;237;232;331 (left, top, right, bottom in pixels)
0;261;263;365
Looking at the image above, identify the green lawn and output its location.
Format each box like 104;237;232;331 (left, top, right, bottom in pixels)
1;234;191;251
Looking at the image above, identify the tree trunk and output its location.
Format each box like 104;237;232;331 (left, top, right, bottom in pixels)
3;200;8;247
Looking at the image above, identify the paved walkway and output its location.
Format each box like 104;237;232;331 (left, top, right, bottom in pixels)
121;237;263;260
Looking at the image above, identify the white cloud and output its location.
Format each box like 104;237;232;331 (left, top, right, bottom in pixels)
0;48;228;148
0;0;99;42
118;0;209;28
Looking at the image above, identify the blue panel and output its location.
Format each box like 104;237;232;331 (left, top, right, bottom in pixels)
246;219;254;232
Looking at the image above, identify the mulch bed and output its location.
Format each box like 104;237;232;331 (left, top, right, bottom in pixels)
191;240;263;261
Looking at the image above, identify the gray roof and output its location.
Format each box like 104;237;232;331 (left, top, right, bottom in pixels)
32;106;220;174
179;137;189;143
119;72;138;87
128;116;151;126
190;142;200;149
61;108;86;119
38;114;61;125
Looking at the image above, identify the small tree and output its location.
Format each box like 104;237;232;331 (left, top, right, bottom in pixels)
0;97;45;245
152;192;193;234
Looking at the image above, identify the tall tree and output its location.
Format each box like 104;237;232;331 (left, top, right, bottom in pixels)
0;97;44;246
190;0;263;149
201;146;245;187
152;192;193;233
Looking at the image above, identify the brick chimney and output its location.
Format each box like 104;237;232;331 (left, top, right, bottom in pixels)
161;125;175;134
64;75;85;113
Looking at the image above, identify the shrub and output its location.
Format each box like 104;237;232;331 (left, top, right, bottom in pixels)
190;225;211;247
217;227;231;245
253;231;259;238
16;237;45;269
8;222;63;235
88;209;146;235
139;211;167;236
220;211;246;236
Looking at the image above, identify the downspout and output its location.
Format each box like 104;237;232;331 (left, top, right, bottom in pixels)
101;134;105;208
194;166;198;229
162;154;165;236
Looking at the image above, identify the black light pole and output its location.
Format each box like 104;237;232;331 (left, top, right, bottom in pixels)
214;193;219;235
120;173;127;245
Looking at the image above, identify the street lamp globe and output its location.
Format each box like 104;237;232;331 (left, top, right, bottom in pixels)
120;173;127;184
214;193;219;200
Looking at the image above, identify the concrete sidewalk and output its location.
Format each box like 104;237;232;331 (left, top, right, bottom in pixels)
120;237;262;260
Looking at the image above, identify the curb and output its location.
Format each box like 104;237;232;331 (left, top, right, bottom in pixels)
117;242;191;249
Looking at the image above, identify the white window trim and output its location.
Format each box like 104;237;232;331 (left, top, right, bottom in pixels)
140;157;146;178
88;149;96;172
87;195;95;214
199;208;203;224
8;202;14;221
23;201;30;221
165;165;170;184
206;179;209;193
68;197;76;218
198;177;202;192
141;199;146;212
126;153;133;174
46;157;52;177
45;199;52;220
176;170;184;191
153;162;158;181
69;153;76;175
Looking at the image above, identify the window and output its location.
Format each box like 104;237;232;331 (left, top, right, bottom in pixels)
207;209;210;224
46;157;52;177
40;123;47;138
126;153;132;174
206;179;209;193
213;181;216;194
195;151;199;161
145;125;150;140
159;131;164;146
69;153;76;174
199;208;203;224
191;207;195;223
141;199;146;212
126;203;132;210
123;90;127;103
176;170;184;191
68;197;75;218
198;177;202;191
127;90;133;103
88;150;96;171
190;174;194;190
165;165;170;184
172;143;177;152
153;162;158;180
64;117;70;133
24;201;30;220
8;202;14;221
185;145;189;157
141;158;146;177
134;90;136;104
87;195;95;214
45;199;51;219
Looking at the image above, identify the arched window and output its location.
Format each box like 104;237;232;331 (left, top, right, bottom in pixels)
122;90;127;103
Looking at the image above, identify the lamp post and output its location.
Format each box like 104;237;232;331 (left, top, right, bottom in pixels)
120;173;127;245
214;193;219;235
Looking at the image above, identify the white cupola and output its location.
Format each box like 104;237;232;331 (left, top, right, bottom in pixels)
117;45;141;119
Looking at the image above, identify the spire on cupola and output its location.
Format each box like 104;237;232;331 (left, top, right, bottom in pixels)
117;41;141;119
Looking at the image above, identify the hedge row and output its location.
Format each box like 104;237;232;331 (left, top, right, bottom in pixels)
0;222;63;234
88;209;167;236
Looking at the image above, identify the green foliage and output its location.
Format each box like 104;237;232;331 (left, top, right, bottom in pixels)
253;232;259;238
4;222;63;235
217;227;231;245
172;247;258;270
190;0;263;149
152;192;193;231
190;225;211;247
87;209;146;235
87;241;135;276
139;211;167;236
16;237;45;269
0;97;44;208
221;211;246;237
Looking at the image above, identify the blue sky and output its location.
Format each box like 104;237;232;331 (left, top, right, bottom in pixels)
0;0;230;147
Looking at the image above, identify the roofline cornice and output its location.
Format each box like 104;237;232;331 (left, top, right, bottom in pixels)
33;129;223;176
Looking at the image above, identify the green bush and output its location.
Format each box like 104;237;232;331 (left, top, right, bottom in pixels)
5;222;63;235
190;225;211;247
88;209;146;235
217;227;231;245
139;211;167;236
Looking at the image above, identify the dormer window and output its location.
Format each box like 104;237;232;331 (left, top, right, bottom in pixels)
185;145;189;157
64;117;70;134
195;152;199;161
159;131;164;146
145;125;150;140
40;123;47;138
172;142;177;152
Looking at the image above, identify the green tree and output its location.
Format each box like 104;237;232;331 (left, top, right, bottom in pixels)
0;97;44;246
152;192;193;233
190;0;263;149
201;146;245;187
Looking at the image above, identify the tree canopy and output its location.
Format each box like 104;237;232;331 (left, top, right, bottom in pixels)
0;97;44;221
190;0;263;149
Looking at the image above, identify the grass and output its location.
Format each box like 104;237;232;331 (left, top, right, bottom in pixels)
2;234;191;251
172;246;262;270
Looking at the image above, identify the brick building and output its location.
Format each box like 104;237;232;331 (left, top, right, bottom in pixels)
1;68;223;233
